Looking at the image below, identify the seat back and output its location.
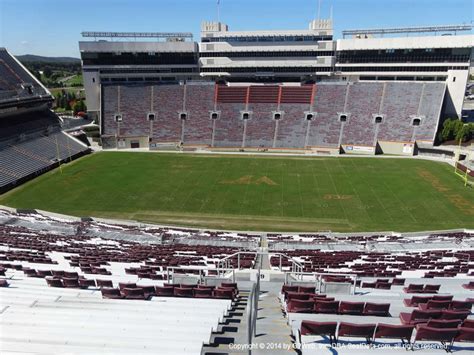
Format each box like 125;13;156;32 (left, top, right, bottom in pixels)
339;301;364;315
155;285;174;296
432;295;453;301
426;319;462;329
455;327;474;342
300;320;337;336
101;287;122;298
221;282;237;289
298;286;316;294
62;277;79;288
450;300;472;311
441;310;471;321
425;300;451;310
364;302;390;316
424;284;441;292
314;300;339;314
374;324;414;340
408;284;424;291
123;287;145;298
286;292;310;302
414;325;458;343
410;296;432;306
118;282;137;290
411;309;442;322
214;288;234;299
338;322;376;338
96;279;113;288
461;319;474;329
194;288;213;298
392;278;405;286
287;299;314;313
174;287;194;297
282;285;298;294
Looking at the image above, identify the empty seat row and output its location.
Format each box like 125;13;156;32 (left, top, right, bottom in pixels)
297;318;474;350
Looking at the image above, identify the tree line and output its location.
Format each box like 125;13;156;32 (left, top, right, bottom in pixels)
54;90;87;114
438;118;474;143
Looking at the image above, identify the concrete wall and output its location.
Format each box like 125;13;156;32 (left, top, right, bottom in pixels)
378;141;415;155
445;69;469;118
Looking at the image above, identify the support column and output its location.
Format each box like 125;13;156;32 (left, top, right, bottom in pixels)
272;119;279;148
211;119;216;147
242;119;247;148
304;119;311;148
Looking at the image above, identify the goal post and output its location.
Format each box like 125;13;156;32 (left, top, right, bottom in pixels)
454;162;473;187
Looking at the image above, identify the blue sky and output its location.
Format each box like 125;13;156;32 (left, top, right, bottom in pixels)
0;0;472;58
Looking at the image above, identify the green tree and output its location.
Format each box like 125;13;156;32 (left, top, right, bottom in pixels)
43;67;52;77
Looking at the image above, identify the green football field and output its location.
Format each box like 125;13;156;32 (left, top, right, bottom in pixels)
1;152;473;232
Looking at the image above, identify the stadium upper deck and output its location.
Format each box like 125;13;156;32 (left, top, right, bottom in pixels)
79;21;473;121
0;48;90;193
0;48;52;109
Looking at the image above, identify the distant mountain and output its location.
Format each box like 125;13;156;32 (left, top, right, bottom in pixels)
16;54;80;64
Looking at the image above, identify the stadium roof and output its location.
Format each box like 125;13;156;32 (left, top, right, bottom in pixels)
342;24;473;38
81;31;193;40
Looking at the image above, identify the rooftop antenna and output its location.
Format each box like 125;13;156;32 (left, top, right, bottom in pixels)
330;4;333;21
317;0;322;21
217;0;221;23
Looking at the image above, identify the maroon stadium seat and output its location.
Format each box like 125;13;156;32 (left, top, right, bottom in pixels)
418;300;451;311
45;277;63;288
287;299;314;313
363;302;390;317
403;284;425;293
454;328;474;343
461;319;474;328
337;322;376;344
101;287;124;299
155;285;174;297
424;319;462;329
399;309;442;325
286;292;311;302
122;287;147;300
412;325;458;351
194;288;213;298
423;284;441;293
298;286;315;294
338;301;364;315
314;300;339;314
373;323;414;345
449;300;472;311
96;279;113;288
440;310;471;321
300;320;337;344
174;287;194;298
403;295;432;307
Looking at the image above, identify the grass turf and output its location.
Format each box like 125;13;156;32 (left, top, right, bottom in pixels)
1;152;473;232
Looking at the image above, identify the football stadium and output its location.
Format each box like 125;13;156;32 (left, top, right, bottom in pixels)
0;1;474;354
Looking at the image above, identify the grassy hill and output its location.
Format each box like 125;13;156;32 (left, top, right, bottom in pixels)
16;54;80;64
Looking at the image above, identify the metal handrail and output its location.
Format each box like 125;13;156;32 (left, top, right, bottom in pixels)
247;268;260;355
165;266;236;283
270;252;304;273
216;251;303;274
284;271;358;295
216;251;258;271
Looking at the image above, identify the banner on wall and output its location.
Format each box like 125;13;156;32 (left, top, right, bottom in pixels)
403;144;414;154
346;146;374;153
